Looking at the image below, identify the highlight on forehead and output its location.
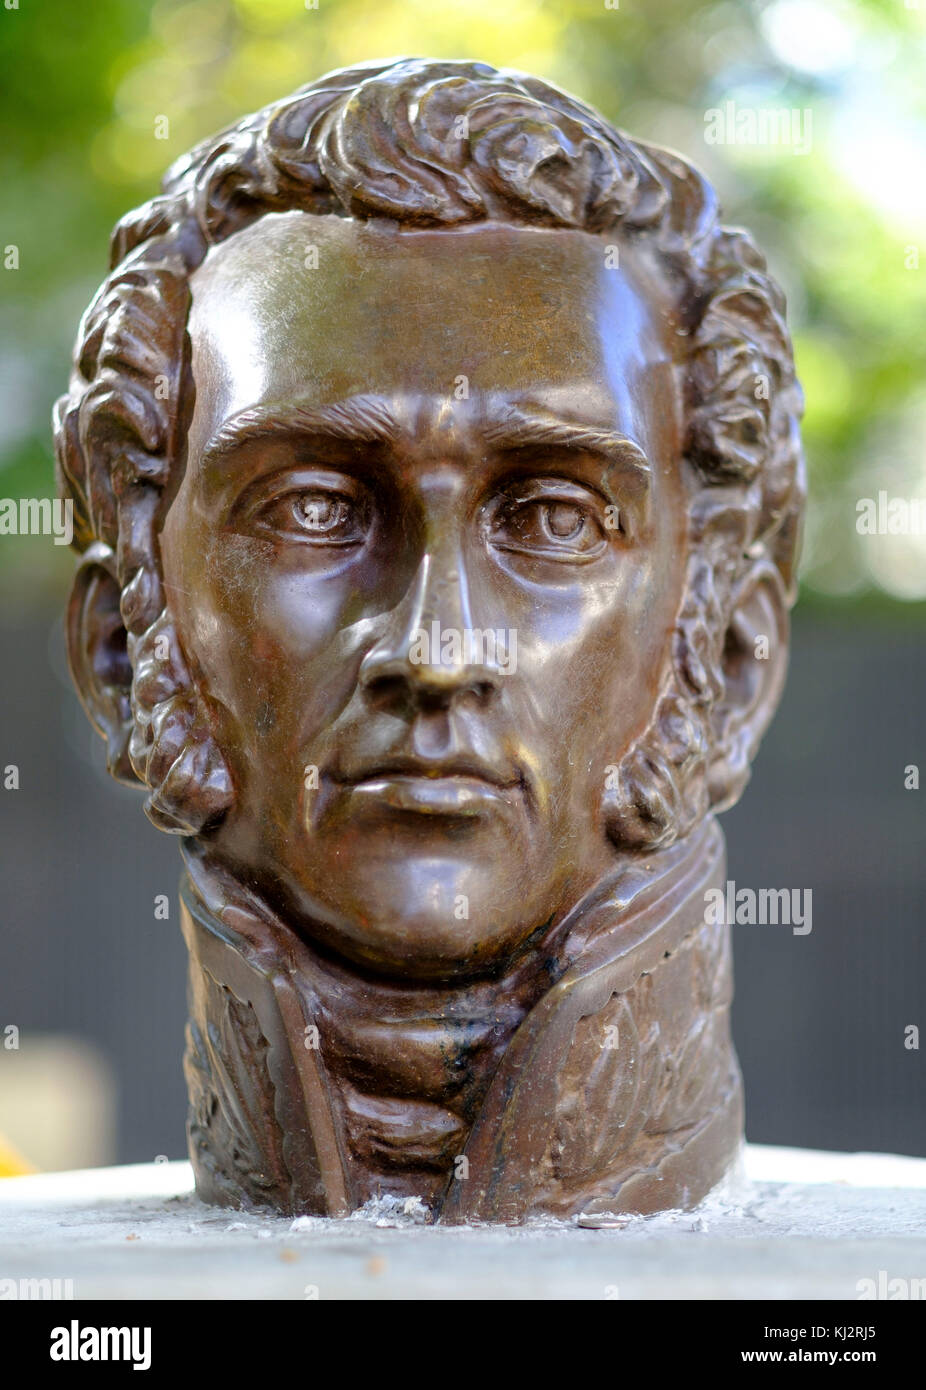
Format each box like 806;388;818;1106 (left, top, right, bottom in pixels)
54;56;802;609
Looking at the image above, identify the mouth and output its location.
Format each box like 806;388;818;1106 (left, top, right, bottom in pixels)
334;757;523;818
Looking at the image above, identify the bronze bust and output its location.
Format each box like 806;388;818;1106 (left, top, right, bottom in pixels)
55;59;804;1223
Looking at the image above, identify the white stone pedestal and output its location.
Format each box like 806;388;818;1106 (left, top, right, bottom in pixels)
1;1145;925;1300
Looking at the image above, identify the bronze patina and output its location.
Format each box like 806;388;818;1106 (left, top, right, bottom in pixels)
56;59;804;1222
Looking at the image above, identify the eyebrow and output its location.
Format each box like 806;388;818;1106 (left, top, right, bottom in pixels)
201;395;650;481
202;395;403;463
480;406;650;479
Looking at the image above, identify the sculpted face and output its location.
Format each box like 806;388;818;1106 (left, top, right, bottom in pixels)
160;211;691;979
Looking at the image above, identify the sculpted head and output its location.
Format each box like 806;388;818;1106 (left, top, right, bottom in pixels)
56;59;803;981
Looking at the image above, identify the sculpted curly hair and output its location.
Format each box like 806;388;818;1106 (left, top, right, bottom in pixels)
54;58;804;843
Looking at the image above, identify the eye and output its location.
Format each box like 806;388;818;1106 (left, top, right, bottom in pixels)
540;501;587;540
488;483;609;561
293;493;355;537
250;487;368;545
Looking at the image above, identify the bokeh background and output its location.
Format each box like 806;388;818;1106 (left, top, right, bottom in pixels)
1;0;924;1171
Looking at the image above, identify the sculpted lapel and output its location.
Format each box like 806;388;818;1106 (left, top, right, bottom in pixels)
181;818;742;1221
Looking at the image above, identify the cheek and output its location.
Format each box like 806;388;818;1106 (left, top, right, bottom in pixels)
529;556;684;790
162;502;363;744
519;545;679;709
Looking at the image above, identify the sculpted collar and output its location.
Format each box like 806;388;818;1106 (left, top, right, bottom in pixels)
179;818;742;1222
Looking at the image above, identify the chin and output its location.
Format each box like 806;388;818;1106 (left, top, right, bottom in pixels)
296;857;546;979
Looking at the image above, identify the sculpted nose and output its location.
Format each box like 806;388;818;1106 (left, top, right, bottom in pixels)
359;551;502;710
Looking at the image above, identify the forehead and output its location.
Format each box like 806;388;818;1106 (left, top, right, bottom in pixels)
186;212;678;430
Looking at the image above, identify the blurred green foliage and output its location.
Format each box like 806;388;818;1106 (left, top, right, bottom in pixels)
2;0;925;603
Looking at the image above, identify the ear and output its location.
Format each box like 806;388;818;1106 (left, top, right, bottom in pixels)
66;545;139;785
706;560;790;813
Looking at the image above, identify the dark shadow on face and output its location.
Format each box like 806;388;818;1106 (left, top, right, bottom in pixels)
159;212;691;980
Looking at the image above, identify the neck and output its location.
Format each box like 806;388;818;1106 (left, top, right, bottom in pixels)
178;819;742;1221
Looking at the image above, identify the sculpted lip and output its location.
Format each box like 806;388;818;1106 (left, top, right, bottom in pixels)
333;755;524;816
